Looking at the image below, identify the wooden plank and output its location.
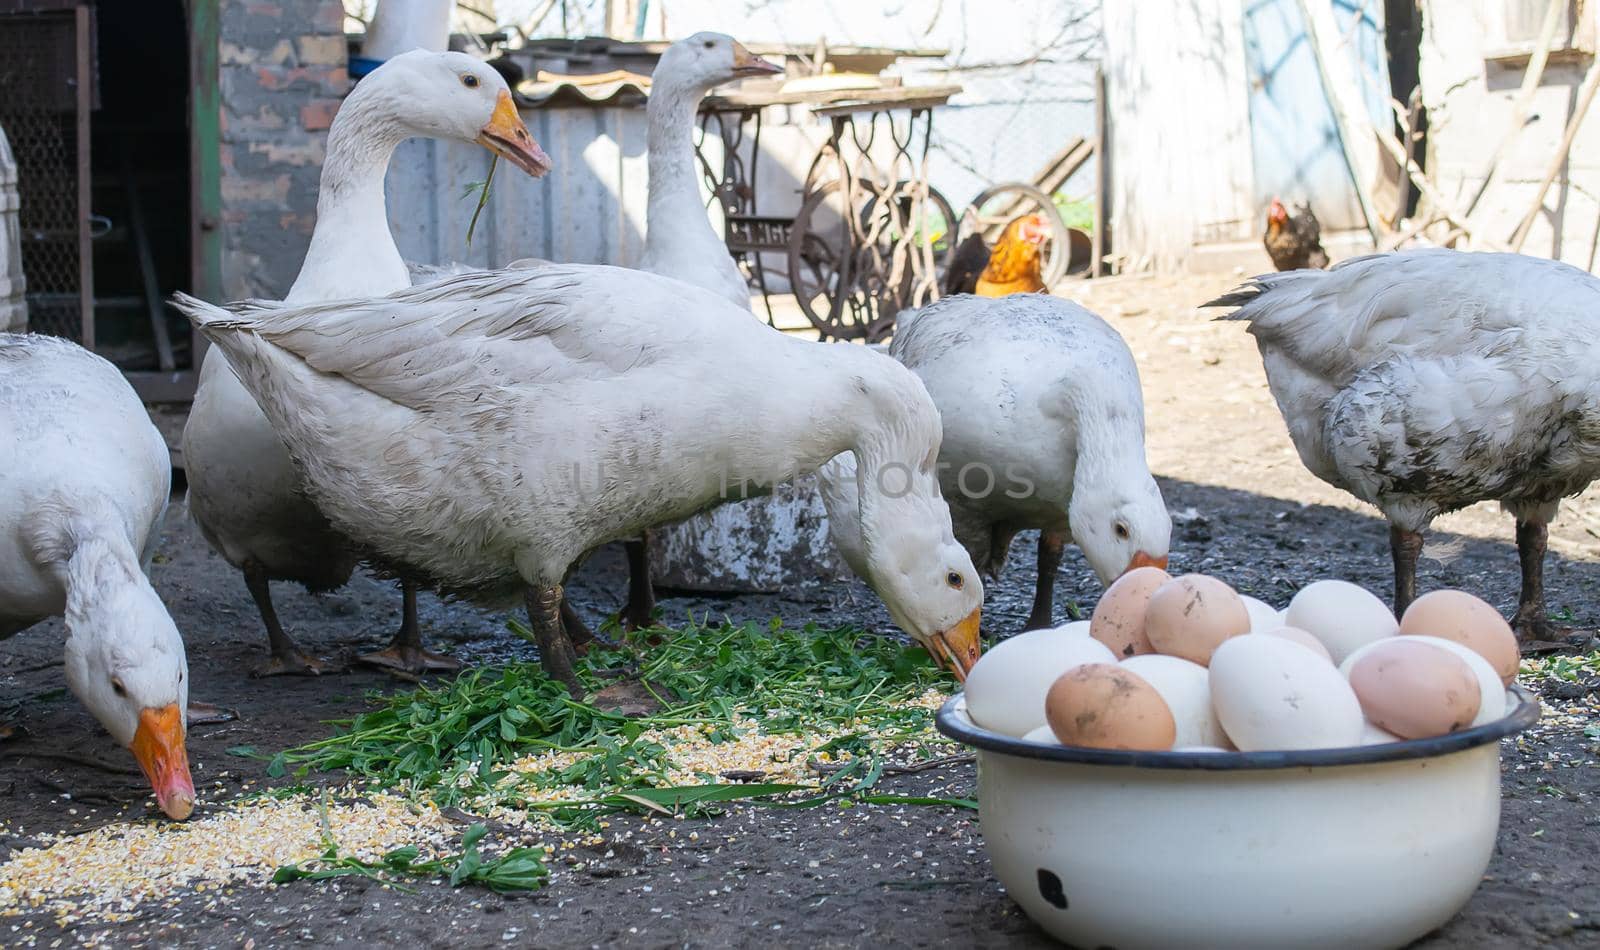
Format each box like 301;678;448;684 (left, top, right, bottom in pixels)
1092;66;1106;279
186;0;220;373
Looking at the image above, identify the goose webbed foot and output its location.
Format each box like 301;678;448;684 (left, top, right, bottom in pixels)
244;561;335;678
185;702;238;727
357;581;462;675
619;536;658;632
252;648;336;678
562;597;620;656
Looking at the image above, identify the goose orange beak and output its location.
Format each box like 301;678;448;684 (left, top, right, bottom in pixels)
731;42;782;76
477;90;553;178
930;607;983;681
1124;551;1168;575
130;703;195;820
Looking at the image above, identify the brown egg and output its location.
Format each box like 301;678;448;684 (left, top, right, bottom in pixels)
1044;663;1176;750
1348;639;1481;739
1089;566;1172;658
1399;589;1518;686
1259;625;1334;663
1144;574;1250;666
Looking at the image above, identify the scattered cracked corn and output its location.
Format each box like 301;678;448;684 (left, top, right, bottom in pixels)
0;790;451;922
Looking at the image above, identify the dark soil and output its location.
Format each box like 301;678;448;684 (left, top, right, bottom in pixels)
3;274;1599;947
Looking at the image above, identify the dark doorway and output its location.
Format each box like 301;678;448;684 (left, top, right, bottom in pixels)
88;0;193;374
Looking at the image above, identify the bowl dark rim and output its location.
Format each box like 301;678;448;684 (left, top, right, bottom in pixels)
935;685;1540;770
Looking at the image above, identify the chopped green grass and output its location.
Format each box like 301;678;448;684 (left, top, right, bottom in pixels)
274;619;968;832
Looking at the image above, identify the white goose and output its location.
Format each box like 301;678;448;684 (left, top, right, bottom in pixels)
1;334;194;819
821;295;1170;630
1212;249;1600;642
173;265;985;691
181;51;550;676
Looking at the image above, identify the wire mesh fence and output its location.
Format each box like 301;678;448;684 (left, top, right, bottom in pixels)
0;6;90;342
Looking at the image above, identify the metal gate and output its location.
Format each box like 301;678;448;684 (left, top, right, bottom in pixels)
0;1;96;345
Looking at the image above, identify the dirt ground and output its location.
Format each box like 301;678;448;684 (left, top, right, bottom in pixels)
4;272;1600;947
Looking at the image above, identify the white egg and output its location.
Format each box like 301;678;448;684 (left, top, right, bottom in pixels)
965;629;1117;737
1359;720;1403;745
1209;635;1365;751
1048;620;1092;639
1240;595;1280;633
1121;654;1231;748
1339;634;1505;727
1023;724;1062;745
1285;579;1398;664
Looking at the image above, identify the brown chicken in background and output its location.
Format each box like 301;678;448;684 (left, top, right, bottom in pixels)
943;213;1051;297
1263;197;1329;271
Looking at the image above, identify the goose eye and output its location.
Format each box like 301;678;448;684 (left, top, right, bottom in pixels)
461;74;480;88
946;571;964;590
703;40;714;49
1114;522;1131;540
111;677;128;697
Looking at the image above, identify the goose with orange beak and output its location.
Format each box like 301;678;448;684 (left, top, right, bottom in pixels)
883;292;1172;632
2;334;195;820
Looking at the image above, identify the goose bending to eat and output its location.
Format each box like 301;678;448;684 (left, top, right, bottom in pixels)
828;295;1169;630
1210;249;1600;642
1;334;194;819
181;51;551;676
173;264;985;691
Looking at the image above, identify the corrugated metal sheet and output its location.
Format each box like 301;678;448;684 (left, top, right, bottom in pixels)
1241;0;1390;231
385;104;654;269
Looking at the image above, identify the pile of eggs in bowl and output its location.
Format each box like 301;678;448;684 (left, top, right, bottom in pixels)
964;568;1520;751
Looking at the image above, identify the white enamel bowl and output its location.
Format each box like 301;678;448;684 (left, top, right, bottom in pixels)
936;687;1539;950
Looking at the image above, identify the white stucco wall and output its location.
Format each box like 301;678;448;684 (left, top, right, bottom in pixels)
1420;0;1600;268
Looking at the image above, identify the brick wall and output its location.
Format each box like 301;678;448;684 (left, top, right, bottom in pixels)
217;0;347;299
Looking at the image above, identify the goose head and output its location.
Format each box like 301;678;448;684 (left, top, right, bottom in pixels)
368;49;552;177
62;576;193;820
1068;474;1171;586
854;461;986;680
654;32;781;93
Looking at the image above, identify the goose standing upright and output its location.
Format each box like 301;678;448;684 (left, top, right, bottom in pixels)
824;295;1170;630
181;51;550;676
1;334;194;819
174;264;985;692
601;33;779;628
1210;249;1600;642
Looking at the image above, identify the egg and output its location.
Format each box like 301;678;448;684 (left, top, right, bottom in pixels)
1398;589;1519;686
1345;639;1481;739
1144;574;1250;665
964;629;1117;736
1209;635;1364;750
1359;720;1403;745
1088;566;1171;658
1050;619;1093;639
1284;579;1398;664
1023;724;1061;745
1121;654;1230;748
1341;635;1504;727
1240;595;1280;633
1044;663;1176;750
1256;624;1334;663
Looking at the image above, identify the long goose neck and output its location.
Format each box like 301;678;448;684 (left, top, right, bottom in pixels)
645;77;716;250
1063;374;1147;487
819;348;946;555
287;79;412;303
61;533;148;633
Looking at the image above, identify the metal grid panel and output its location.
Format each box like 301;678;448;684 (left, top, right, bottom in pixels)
0;7;89;341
